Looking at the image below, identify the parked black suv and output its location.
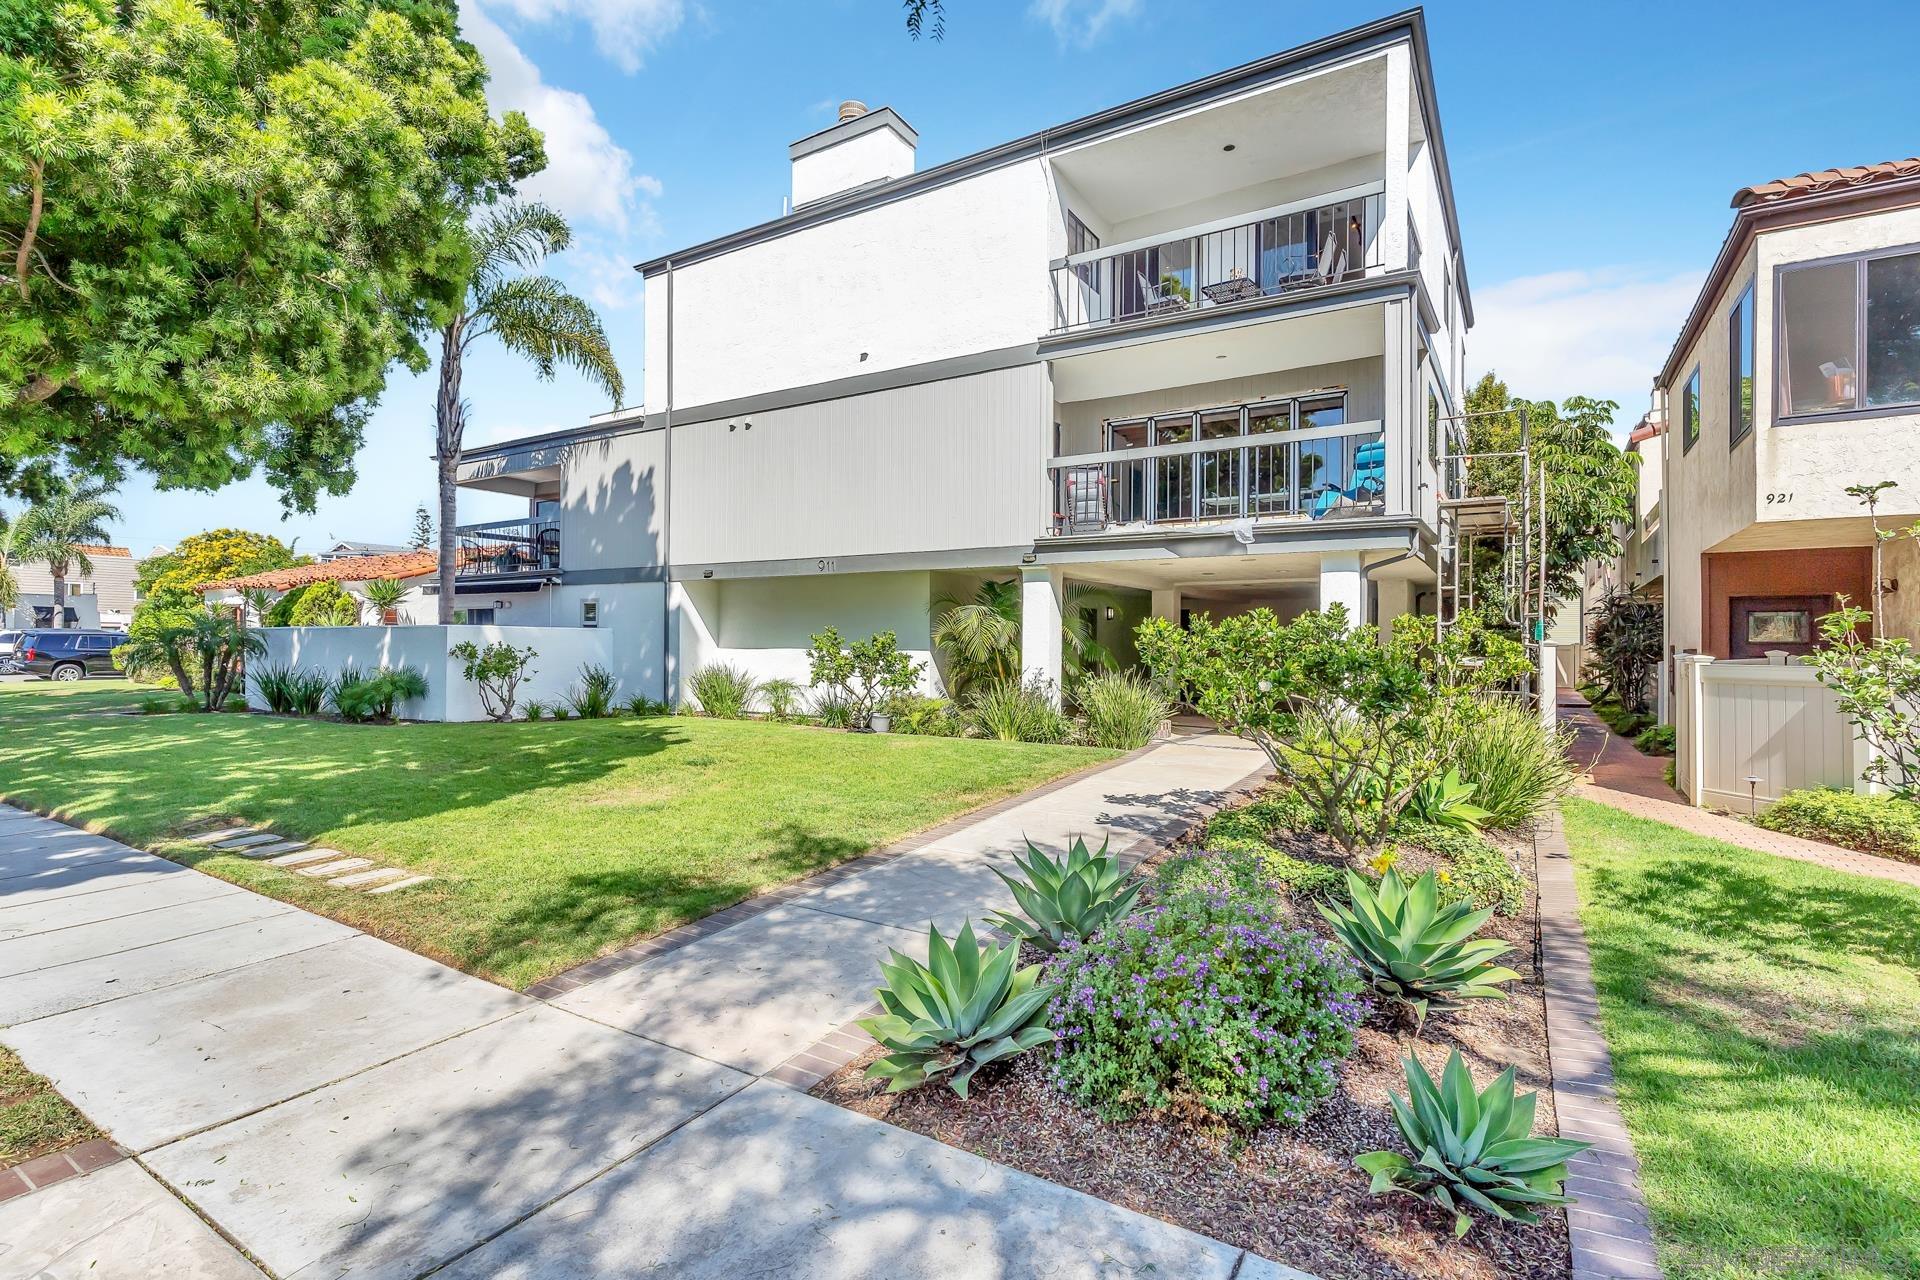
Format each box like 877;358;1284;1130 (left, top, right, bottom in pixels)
13;630;128;681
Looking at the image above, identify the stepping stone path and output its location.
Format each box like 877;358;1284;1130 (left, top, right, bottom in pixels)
195;827;432;894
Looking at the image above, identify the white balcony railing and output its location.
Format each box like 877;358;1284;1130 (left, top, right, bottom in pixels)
1049;417;1386;536
1050;193;1383;334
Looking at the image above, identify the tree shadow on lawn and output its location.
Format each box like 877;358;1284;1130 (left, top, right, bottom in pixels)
461;821;873;985
1583;855;1920;977
0;712;686;856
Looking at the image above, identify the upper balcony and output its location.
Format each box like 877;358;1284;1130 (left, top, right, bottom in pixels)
453;517;561;581
1049;192;1384;334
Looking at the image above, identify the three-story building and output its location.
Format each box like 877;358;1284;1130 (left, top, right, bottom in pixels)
455;10;1473;704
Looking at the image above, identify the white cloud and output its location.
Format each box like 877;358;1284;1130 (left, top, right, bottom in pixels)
1029;0;1141;45
485;0;684;74
564;244;645;311
1470;267;1706;435
462;0;660;234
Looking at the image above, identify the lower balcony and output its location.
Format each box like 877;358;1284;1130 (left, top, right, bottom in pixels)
454;517;561;580
1048;410;1386;538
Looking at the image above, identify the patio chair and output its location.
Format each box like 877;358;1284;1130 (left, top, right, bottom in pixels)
537;525;561;571
1281;230;1346;292
1310;438;1386;519
1135;270;1189;317
1059;465;1108;533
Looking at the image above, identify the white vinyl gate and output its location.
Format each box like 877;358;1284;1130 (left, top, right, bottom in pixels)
1671;653;1872;810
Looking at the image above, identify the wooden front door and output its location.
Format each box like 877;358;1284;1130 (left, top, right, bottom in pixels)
1729;595;1829;658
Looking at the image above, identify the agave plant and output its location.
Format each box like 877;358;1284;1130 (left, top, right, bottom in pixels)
858;922;1056;1098
1318;867;1520;1032
1357;1049;1591;1237
1406;768;1494;832
987;835;1142;952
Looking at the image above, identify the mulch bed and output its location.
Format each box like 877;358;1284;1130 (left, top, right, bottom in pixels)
812;829;1571;1280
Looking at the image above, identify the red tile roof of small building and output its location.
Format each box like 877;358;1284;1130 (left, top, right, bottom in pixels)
75;545;131;557
200;551;437;593
1732;158;1920;207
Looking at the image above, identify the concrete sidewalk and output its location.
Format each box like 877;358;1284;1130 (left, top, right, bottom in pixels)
0;736;1299;1280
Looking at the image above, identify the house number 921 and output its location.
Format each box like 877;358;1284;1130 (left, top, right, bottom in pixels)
1765;492;1793;505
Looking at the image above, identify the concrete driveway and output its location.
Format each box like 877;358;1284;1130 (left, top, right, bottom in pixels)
0;736;1306;1279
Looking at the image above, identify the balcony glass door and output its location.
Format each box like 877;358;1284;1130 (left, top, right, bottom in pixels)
1153;414;1195;522
1196;409;1244;519
1245;401;1294;515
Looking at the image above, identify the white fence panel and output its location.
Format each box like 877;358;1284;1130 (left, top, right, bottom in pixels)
255;625;615;722
1671;654;1862;810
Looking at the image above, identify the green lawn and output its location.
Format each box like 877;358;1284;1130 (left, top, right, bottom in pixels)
1564;797;1920;1280
0;681;1113;989
0;1044;97;1170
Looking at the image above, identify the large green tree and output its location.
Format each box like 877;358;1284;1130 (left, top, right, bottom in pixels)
11;473;118;626
129;526;301;642
432;202;622;622
0;0;543;506
1460;373;1638;625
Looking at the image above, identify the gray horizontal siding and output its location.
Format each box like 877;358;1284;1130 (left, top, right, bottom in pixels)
669;363;1049;566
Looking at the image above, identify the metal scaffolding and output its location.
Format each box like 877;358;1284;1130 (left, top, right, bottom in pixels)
1434;407;1552;711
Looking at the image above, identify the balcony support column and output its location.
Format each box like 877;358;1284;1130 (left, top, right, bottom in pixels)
1150;589;1181;623
1319;551;1365;626
1381;42;1411;272
1020;566;1065;706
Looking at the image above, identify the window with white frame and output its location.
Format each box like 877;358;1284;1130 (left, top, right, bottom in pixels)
1778;246;1920;418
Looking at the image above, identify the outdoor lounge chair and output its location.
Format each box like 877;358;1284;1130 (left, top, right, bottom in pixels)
1059;465;1108;534
1309;438;1386;519
1136;271;1190;317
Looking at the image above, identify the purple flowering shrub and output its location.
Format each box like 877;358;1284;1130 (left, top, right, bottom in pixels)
1042;883;1367;1125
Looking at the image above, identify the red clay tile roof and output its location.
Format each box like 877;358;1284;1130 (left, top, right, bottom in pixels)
1732;158;1920;207
75;545;130;557
1626;416;1663;445
200;551;438;593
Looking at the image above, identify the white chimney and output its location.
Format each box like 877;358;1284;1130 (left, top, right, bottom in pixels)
790;102;917;208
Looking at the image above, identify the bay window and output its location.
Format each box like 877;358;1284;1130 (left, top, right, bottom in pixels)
1778;246;1920;418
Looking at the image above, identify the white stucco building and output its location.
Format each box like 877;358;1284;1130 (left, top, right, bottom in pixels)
454;12;1474;705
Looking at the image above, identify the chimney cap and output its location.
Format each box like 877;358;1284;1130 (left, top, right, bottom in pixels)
838;100;868;123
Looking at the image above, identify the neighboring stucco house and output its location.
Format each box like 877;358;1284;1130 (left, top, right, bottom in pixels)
201;552;440;625
7;545;140;630
1657;156;1920;663
454;12;1474;704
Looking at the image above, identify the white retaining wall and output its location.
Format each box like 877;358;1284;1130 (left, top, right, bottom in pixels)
256;625;617;722
1672;653;1871;810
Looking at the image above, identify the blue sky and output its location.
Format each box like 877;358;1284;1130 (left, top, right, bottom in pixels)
101;0;1920;555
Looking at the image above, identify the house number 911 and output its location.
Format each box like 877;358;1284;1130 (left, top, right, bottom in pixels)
1765;492;1793;505
816;558;838;573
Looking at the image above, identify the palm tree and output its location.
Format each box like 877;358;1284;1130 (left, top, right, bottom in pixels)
930;578;1120;696
433;202;624;622
13;477;119;629
0;509;18;616
118;606;265;711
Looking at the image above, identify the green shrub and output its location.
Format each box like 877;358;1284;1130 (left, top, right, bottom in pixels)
1395;822;1526;916
887;694;961;737
449;640;538;722
1045;882;1365;1124
1757;788;1920;861
251;664;298;714
687;663;757;718
1159;840;1345;901
1446;698;1574;828
1405;768;1493;832
1589;696;1654;740
1319;867;1520;1032
806;627;923;730
965;676;1073;744
859;923;1055;1097
329;664;428;722
1634;722;1676;756
1074;669;1172;750
288;580;359;627
261;585;309;628
759;678;803;721
564;663;620;719
624;694;670;717
987;836;1143;953
550;706;572;720
1358;1049;1589;1237
811;689;854;729
136;694;190;714
522;700;547;721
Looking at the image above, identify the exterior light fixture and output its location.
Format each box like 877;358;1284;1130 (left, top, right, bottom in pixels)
1222;143;1236;152
702;569;714;578
1021;552;1037;564
1104;606;1116;621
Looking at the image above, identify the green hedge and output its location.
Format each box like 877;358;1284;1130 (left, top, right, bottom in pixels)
1757;788;1920;863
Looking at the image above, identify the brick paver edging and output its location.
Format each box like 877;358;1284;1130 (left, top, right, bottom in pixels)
1535;809;1664;1280
763;752;1277;1090
526;739;1272;1002
0;1140;125;1204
